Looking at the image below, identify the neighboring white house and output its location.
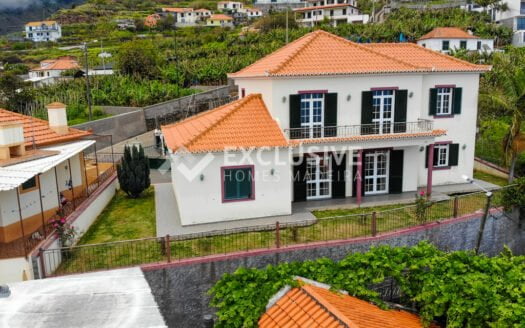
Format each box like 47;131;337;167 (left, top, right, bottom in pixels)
417;27;494;53
161;30;489;226
246;8;264;18
0;103;116;283
26;56;80;86
195;8;213;19
495;0;525;47
218;1;246;13
162;7;211;26
25;21;62;42
206;14;235;27
294;0;369;27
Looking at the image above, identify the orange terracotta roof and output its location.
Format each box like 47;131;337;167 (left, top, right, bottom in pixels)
294;3;356;12
260;281;439;328
162;7;193;12
418;27;479;40
289;129;447;146
161;94;287;153
33;57;80;71
0;109;91;147
209;14;233;20
195;8;211;12
229;30;489;78
25;20;57;27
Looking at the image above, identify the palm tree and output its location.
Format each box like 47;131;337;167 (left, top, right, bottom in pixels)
479;50;525;182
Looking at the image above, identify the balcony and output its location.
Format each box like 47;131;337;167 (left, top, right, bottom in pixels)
284;120;434;140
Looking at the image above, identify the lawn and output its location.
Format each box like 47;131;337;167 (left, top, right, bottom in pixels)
473;170;508;187
76;187;156;244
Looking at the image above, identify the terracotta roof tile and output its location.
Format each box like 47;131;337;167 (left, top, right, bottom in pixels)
161;94;288;153
209;14;233;20
33;57;79;71
25;21;57;27
260;281;440;328
418;27;480;40
162;7;193;12
229;30;488;78
0;109;91;147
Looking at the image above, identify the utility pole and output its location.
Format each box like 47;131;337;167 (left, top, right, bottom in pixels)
83;42;93;121
285;7;289;44
475;191;493;254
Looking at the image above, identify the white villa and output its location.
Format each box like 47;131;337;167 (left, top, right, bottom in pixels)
161;30;489;226
495;0;525;47
417;27;495;54
25;21;62;42
218;1;245;13
27;56;80;86
294;0;369;27
246;8;264;18
162;7;211;26
0;103;116;283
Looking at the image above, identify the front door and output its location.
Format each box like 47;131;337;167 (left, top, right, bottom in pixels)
300;93;324;138
364;150;390;195
372;90;395;134
306;154;331;200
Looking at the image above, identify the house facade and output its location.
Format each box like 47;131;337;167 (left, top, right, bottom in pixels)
218;1;245;13
206;14;235;27
294;0;369;27
25;21;62;42
246;8;264;18
162;30;488;226
26;56;80;86
162;7;211;26
417;27;495;53
495;0;525;47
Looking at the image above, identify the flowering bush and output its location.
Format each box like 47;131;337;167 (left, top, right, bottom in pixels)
49;217;77;247
415;190;432;222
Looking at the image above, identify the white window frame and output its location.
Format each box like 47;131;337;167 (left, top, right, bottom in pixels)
306;154;332;200
300;93;325;138
371;90;395;134
435;144;449;167
436;87;453;116
364;150;390;195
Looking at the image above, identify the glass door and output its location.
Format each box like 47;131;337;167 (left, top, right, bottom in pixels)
372;90;395;134
364;151;390;195
300;93;324;138
306;154;331;200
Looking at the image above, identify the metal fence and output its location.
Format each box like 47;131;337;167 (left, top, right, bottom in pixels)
40;187;508;277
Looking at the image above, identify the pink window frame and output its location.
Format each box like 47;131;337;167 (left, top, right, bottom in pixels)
221;165;255;203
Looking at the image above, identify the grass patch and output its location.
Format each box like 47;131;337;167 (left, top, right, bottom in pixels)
76;187;156;244
474;170;508;187
313;203;412;218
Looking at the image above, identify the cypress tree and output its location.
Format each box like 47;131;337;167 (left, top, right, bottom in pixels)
117;144;151;198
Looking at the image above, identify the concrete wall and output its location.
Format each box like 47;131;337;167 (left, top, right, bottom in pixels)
0;257;33;284
100;106;141;116
170;149;292;225
73;110;148;145
142;210;524;328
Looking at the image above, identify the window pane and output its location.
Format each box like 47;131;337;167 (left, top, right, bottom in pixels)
224;168;252;200
22;177;37;190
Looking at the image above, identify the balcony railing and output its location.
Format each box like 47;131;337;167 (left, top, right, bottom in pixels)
284;120;434;140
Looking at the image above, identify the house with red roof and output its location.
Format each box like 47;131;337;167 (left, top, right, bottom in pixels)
161;30;489;226
27;56;81;86
294;0;369;27
417;27;494;54
260;278;440;328
0;103;116;283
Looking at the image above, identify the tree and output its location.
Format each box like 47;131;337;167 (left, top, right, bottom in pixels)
479;49;525;182
117;144;150;198
0;72;34;113
116;40;160;79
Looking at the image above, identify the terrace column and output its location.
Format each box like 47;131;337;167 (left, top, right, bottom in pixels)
67;159;75;209
16;188;27;257
427;144;434;197
356;150;363;205
37;174;47;238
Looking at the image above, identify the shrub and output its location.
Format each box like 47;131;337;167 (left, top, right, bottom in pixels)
501;177;525;210
117;144;150;198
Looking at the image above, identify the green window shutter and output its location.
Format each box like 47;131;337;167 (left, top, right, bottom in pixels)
452;88;462;114
394;89;407;133
324;93;338;137
331;153;346;198
389;150;404;194
293;157;307;202
289;94;301;130
425;146;429;168
429;88;437;116
361;91;373;135
424;145;438;168
449;143;460;166
433;147;439;167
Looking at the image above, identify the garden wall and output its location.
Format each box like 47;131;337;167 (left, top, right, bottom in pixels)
142;209;524;328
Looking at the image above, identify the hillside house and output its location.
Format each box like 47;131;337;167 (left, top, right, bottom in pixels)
246;8;264;18
25;21;62;42
161;30;488;226
162;7;211;26
27;56;80;86
417;27;494;54
0;103;116;283
294;0;369;27
495;0;525;47
218;1;245;13
206;14;235;27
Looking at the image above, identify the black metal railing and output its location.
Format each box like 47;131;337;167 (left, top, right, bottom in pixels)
284;120;434;140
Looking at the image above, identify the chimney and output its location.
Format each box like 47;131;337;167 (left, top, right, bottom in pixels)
46;102;68;135
0;122;26;161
